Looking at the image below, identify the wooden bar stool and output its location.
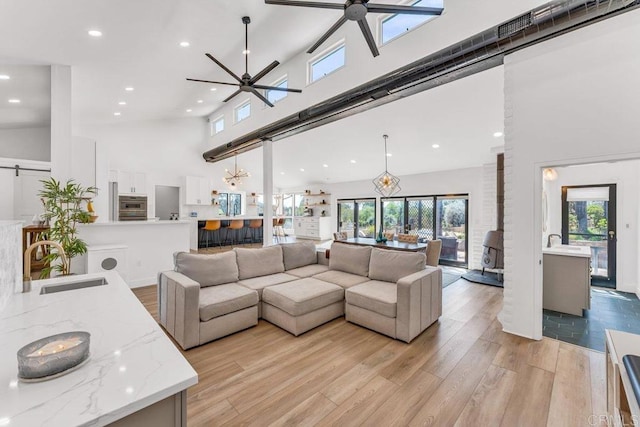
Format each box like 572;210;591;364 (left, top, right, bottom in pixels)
224;219;244;246
202;220;221;247
246;219;263;243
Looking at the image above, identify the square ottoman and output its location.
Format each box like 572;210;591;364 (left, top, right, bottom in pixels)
262;277;345;336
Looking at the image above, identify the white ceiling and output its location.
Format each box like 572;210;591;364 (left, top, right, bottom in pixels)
0;65;50;129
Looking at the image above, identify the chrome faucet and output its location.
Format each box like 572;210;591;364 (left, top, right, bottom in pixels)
546;234;562;248
23;240;69;293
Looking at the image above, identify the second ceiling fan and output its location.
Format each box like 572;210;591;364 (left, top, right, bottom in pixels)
265;0;444;57
187;16;302;107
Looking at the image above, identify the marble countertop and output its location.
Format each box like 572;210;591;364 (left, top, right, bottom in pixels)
78;219;191;226
0;271;197;426
542;245;591;258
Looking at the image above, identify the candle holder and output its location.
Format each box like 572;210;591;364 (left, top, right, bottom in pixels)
17;331;90;382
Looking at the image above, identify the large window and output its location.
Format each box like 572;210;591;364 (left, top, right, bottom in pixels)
381;194;468;266
309;43;346;83
265;76;288;105
234;100;251;123
217;192;242;216
211;116;224;135
380;0;443;45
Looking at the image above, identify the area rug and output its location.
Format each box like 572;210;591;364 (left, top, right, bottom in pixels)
442;272;462;288
462;270;503;288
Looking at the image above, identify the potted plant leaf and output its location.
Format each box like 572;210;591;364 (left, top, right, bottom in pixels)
39;178;97;277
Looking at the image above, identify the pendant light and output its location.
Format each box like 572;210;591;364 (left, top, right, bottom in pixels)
223;154;250;187
372;134;401;197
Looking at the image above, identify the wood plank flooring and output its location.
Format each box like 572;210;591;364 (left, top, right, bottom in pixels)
132;279;607;426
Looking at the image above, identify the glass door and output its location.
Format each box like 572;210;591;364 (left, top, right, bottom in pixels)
562;184;617;288
407;197;435;241
337;200;355;237
337;199;376;238
436;196;468;265
381;199;404;239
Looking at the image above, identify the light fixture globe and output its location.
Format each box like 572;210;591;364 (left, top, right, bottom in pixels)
372;134;401;197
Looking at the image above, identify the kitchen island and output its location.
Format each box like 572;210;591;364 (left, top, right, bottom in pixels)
0;270;197;426
189;216;265;250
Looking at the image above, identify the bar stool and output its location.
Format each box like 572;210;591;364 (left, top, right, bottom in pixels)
201;220;221;248
245;219;263;243
224;219;245;246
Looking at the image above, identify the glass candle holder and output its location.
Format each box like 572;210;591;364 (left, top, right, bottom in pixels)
17;331;90;381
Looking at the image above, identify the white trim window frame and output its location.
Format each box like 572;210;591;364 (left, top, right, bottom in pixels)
307;40;346;85
211;115;224;135
234;99;251;124
264;75;289;106
377;0;443;47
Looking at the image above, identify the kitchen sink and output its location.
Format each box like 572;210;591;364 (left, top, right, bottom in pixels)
40;277;109;295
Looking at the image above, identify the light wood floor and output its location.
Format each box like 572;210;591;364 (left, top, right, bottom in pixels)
133;279;607;426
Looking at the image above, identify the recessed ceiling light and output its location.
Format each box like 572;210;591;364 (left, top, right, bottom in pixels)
179;41;190;47
8;99;20;103
242;49;250;55
197;100;203;104
210;88;217;92
0;75;10;80
350;160;356;164
118;101;126;105
493;131;503;137
386;153;392;157
300;168;305;172
125;87;134;92
125;387;134;394
432;144;440;148
280;172;285;175
186;109;192;112
113;112;121;116
88;30;103;37
322;164;328;168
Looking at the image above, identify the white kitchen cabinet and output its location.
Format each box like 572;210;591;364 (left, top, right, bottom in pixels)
117;171;147;195
294;217;332;240
184;176;211;206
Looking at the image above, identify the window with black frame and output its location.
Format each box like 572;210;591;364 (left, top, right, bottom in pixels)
217;193;242;216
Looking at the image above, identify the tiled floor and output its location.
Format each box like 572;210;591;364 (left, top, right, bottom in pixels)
543;287;640;351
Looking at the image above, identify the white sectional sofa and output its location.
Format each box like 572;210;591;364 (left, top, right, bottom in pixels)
158;241;442;350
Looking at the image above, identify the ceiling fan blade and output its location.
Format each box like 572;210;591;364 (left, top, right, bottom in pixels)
253;84;302;93
250;88;275;108
366;3;444;15
357;18;379;57
307;15;348;54
250;60;280;85
265;0;345;10
205;53;243;83
223;89;242;103
186;78;240;87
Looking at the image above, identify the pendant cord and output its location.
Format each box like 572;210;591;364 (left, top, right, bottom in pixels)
383;135;389;172
245;23;249;75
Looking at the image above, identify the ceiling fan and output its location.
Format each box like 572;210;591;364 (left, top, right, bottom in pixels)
186;16;302;107
265;0;444;57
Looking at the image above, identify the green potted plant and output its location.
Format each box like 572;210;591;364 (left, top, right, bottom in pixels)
39;178;97;277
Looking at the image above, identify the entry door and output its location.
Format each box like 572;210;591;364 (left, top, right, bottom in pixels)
562;184;617;288
407;197;435;240
381;199;404;238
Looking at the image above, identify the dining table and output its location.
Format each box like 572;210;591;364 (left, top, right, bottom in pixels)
340;237;427;253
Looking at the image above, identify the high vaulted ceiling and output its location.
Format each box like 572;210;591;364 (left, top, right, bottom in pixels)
0;65;50;129
0;0;341;125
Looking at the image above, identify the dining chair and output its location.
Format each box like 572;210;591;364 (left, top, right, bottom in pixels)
383;230;395;241
397;233;419;244
333;231;348;241
426;239;442;266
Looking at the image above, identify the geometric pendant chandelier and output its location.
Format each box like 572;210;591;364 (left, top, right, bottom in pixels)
372;134;401;197
223;154;250;187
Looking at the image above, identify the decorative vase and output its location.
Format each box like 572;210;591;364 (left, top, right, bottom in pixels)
376;230;387;243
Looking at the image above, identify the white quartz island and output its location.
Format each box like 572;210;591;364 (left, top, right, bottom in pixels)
0;270;197;426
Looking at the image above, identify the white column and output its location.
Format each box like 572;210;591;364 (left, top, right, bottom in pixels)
50;65;72;182
262;140;273;246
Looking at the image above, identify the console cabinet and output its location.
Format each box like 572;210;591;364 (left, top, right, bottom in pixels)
294;217;332;240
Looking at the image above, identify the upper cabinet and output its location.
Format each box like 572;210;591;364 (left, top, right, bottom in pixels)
184;176;211;206
117;171;147;195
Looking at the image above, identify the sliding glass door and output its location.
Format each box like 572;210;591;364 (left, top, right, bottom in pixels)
337;199;376;238
381;194;468;266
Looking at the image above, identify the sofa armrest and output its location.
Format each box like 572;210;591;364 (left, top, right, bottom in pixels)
316;250;330;266
158;270;201;350
395;267;442;343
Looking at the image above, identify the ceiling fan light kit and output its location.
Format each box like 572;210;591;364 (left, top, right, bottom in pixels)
373;134;401;197
187;16;302;107
264;0;444;57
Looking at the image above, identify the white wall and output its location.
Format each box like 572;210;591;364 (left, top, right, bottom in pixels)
543;162;640;293
317;166;486;269
0;126;50;162
503;9;640;339
50;65;72;181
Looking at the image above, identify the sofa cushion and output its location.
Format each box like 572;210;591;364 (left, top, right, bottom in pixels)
199;283;259;322
174;251;238;288
235;246;285;280
281;241;318;271
287;264;329;278
312;270;370;289
329;243;372;277
238;273;298;298
346;280;397;318
262;278;344;316
368;248;426;283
